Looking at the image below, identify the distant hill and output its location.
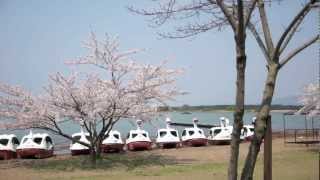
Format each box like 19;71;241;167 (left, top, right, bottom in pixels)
272;95;301;105
159;96;303;112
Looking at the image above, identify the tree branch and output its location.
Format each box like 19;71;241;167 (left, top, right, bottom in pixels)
128;1;213;27
237;0;245;40
96;103;117;143
257;0;274;54
248;22;271;63
274;0;315;58
128;1;229;39
244;0;257;28
157;19;229;39
279;8;309;55
213;0;237;31
279;35;319;68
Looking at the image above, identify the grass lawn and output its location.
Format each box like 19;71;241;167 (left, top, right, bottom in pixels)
0;139;318;180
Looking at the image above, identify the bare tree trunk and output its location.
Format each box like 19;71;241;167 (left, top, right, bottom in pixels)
228;1;247;178
228;41;246;180
90;147;97;167
95;139;102;159
264;115;272;180
241;63;279;180
88;139;104;168
89;135;98;167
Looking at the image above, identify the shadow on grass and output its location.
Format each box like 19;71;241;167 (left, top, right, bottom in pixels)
27;153;176;171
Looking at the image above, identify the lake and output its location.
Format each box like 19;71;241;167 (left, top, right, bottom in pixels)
1;111;319;148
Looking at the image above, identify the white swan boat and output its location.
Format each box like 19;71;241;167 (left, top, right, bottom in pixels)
181;118;207;147
17;131;54;158
126;120;152;151
242;117;256;141
70;127;91;156
208;117;233;145
156;117;180;148
101;130;124;153
0;134;19;160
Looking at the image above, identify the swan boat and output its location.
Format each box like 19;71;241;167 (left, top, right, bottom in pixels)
208;117;233;145
241;117;256;141
126;120;152;151
0;134;19;160
70;127;91;156
156;118;180;148
17;131;54;158
181;118;207;147
101;130;124;153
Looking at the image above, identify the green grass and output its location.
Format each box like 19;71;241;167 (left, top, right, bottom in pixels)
3;145;318;180
29;153;175;171
253;148;319;180
131;162;226;176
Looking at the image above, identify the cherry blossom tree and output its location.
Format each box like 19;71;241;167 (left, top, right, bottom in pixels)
297;83;320;116
0;32;182;164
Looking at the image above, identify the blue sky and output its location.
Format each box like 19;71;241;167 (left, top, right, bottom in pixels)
0;0;318;105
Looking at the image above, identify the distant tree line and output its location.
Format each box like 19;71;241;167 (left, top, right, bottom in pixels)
158;104;302;112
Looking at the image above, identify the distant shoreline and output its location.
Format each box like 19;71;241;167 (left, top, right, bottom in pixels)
158;105;301;112
270;109;293;113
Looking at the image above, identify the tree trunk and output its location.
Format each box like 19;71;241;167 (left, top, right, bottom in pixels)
95;139;102;159
240;63;279;180
90;138;103;168
90;147;97;168
228;35;247;180
264;115;272;180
